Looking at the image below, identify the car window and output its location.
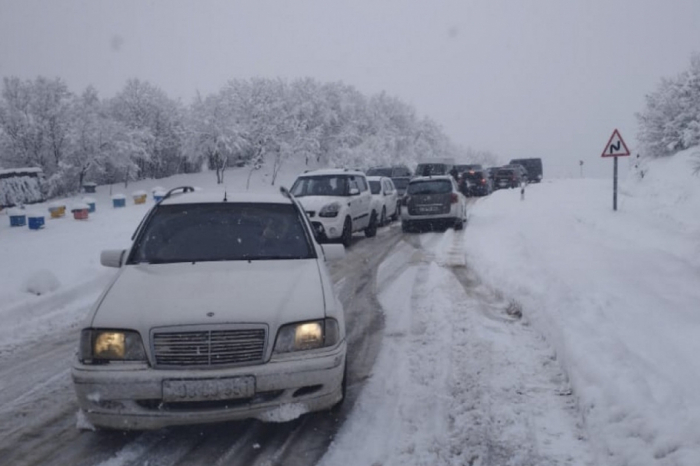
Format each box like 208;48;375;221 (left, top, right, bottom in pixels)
291;175;350;197
407;180;452;195
392;178;409;189
366;167;392;177
129;203;314;263
415;164;448;176
356;176;369;192
369;180;381;194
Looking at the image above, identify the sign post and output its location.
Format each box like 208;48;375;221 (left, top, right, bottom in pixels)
601;129;630;211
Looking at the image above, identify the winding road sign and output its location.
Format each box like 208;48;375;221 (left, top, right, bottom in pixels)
601;129;630;157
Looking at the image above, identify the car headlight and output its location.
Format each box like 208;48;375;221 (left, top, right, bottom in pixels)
273;319;340;354
79;329;147;364
319;203;340;218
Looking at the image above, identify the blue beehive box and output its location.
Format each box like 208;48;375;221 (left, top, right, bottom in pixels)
9;209;27;227
28;214;45;230
112;194;126;208
82;197;96;213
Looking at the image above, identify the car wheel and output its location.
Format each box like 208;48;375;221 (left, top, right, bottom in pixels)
341;217;352;248
454;217;464;230
393;204;400;221
380;207;387;226
365;211;378;238
401;221;411;233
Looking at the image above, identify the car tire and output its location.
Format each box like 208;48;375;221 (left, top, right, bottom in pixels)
365;211;378;238
341;217;352;248
393;205;400;221
380;207;387;226
454;218;464;230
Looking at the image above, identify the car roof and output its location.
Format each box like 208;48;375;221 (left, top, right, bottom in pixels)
298;168;365;177
410;175;453;182
159;190;293;206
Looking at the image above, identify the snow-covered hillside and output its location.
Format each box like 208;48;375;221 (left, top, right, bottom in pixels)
463;147;700;465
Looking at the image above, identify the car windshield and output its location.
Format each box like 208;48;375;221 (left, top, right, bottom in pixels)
366;167;392;177
407;180;452;195
290;175;351;197
129;203;313;263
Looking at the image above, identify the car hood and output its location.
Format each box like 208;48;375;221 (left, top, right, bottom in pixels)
91;259;326;330
295;196;349;213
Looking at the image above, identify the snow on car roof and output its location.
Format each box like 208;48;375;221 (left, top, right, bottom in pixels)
297;168;365;177
159;190;293;205
365;175;390;181
409;175;453;182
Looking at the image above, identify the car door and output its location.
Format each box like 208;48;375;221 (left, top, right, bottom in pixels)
348;176;370;230
384;179;397;214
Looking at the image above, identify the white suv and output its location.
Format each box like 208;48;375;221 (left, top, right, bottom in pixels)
72;187;347;430
291;169;377;247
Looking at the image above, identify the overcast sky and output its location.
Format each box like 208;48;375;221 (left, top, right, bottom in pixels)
1;0;699;177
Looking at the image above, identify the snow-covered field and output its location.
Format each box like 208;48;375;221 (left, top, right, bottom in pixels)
2;149;699;465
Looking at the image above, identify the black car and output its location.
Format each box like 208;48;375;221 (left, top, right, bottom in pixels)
460;169;492;196
493;168;521;189
391;176;411;197
366;165;412;178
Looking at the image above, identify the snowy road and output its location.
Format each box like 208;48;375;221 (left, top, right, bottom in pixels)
0;225;401;466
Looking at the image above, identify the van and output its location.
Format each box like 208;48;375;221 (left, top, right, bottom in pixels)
508;158;543;183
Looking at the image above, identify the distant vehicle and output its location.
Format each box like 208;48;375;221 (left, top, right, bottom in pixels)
72;187;347;430
454;164;483;175
461;169;492;196
367;176;400;225
291;169;377;247
401;175;467;232
0;168;45;208
493;168;521;189
414;158;455;178
502;164;529;183
391;176;411;197
509;158;543;183
366;165;412;178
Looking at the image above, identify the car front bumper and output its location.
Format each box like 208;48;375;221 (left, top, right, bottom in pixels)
309;214;346;241
72;342;346;430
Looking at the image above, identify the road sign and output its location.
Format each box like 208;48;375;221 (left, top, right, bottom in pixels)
601;129;630;157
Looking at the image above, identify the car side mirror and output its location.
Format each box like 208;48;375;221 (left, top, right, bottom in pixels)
321;244;345;261
101;249;126;268
349;188;360;196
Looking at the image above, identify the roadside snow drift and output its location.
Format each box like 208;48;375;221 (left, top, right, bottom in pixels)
463;147;700;466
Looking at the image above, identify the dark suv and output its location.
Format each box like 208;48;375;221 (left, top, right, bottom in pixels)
460;170;492;196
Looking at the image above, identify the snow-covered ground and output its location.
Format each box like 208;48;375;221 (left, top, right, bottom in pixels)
458;148;700;465
2;149;699;465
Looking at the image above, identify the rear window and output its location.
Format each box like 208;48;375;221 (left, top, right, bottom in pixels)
496;169;515;177
129;203;314;264
392;178;409;189
407;180;452;195
415;164;449;176
369;181;381;194
464;172;484;180
366;167;393;177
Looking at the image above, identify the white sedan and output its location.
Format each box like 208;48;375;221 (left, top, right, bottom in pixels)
366;176;400;226
72;187;347;430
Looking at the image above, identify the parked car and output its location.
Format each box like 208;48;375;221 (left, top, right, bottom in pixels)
401;175;467;232
460;169;492;196
72;187;348;430
502;164;529;184
366;165;412;178
454;164;483;176
493;167;522;189
290;169;377;247
414;158;456;178
367;176;400;225
509;158;543;183
391;176;411;197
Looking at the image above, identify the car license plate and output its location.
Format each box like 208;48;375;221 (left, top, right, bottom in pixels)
419;206;439;213
163;376;255;402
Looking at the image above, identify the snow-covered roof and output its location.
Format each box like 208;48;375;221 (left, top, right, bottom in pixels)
0;167;42;176
297;168;365;177
410;175;454;182
365;175;391;182
159;190;293;206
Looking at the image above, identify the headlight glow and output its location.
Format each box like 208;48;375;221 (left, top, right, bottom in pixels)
274;319;340;354
79;329;147;364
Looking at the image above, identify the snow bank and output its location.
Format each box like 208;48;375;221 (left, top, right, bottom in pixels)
464;148;700;465
23;270;60;296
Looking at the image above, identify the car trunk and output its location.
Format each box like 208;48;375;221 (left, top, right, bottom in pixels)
407;192;453;215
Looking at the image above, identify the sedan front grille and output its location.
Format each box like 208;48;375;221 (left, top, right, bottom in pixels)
153;328;266;368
